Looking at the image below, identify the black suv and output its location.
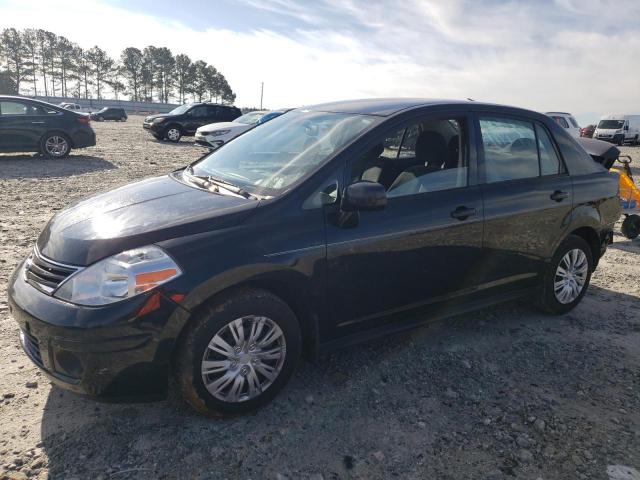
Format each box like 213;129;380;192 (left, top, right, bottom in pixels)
8;99;620;416
143;103;242;142
0;95;95;158
90;107;127;122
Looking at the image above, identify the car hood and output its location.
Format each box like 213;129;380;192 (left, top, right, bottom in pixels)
37;174;259;266
197;121;249;133
145;113;172;122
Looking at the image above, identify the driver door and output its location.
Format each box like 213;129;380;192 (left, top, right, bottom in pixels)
324;112;485;338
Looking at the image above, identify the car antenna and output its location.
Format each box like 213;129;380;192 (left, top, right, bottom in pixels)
467;98;475;101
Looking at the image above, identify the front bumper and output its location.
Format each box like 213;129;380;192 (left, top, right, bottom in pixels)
593;133;624;144
194;133;223;149
8;261;190;400
143;122;163;134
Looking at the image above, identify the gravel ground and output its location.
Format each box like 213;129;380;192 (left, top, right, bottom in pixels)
0;118;639;480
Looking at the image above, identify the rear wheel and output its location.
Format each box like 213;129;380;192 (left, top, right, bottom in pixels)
621;215;640;239
97;116;104;122
537;235;592;315
40;133;70;158
165;126;182;142
172;289;301;416
120;116;127;122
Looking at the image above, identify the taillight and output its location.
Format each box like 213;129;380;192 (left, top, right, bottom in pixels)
77;115;90;125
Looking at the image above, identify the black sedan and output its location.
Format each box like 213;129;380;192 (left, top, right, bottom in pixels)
0;96;95;158
8;98;620;416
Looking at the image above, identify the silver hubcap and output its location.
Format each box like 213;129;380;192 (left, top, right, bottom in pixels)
167;129;180;141
201;316;286;403
45;136;68;157
554;249;588;304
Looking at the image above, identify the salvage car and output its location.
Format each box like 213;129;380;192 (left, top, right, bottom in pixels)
143;103;242;142
195;109;287;149
0;95;95;158
8;99;620;416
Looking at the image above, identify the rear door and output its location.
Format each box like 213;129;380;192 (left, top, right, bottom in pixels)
325;111;485;338
477;114;573;293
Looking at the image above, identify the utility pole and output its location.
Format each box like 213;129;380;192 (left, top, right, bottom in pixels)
260;82;264;109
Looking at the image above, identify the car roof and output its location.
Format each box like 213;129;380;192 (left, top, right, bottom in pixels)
545;112;573;116
304;98;543;118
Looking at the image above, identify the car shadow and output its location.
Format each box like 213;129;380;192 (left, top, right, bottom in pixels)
148;137;205;150
37;283;640;479
609;237;640;253
0;155;116;179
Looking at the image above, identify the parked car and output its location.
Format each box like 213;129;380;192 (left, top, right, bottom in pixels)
8;99;620;416
593;114;640;145
59;102;82;112
90;107;127;122
0;95;95;158
580;124;596;138
143;103;242;142
195;110;287;149
546;112;581;138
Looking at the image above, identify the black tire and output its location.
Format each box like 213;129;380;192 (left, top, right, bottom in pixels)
621;215;640;239
172;288;302;417
97;116;104;122
120;116;127;122
39;133;71;158
537;234;593;315
164;125;182;142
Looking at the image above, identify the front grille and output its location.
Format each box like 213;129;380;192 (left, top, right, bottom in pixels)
20;329;44;369
25;248;80;294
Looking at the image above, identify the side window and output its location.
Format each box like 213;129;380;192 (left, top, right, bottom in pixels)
479;116;539;183
568;116;579;128
551;116;569;129
189;106;208;118
0;101;31;115
207;105;220;117
535;124;561;176
350;117;468;198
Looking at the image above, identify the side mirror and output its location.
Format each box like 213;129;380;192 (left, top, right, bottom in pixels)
341;181;387;212
624;125;629;131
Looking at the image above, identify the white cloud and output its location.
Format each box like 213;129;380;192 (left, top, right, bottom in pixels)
1;0;639;123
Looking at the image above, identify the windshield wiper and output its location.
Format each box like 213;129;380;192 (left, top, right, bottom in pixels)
184;167;256;200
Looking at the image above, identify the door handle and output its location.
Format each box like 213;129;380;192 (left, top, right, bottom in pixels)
31;121;45;124
550;190;569;202
450;206;477;220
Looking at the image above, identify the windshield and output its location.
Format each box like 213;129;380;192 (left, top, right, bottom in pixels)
189;110;377;197
168;104;191;115
598;119;625;129
234;111;267;125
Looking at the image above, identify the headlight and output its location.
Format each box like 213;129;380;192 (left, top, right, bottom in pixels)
152;118;166;124
206;129;231;137
54;245;182;306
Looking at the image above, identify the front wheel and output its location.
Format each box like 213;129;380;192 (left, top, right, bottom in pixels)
621;215;640;239
40;133;70;158
164;126;182;142
172;289;301;416
537;235;592;315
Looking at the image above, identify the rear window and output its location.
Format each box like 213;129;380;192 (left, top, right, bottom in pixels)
551;116;569;129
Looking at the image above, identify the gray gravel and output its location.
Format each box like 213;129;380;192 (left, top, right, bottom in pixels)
0;119;639;479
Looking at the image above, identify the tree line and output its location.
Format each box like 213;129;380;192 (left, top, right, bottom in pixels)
0;28;236;105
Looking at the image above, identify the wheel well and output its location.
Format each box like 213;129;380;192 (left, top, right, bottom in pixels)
165;123;183;133
176;280;319;363
569;226;601;268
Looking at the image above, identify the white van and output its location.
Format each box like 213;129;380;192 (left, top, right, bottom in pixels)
545;112;581;138
593;114;640;145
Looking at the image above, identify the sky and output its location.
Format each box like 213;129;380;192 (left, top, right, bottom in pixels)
1;0;639;125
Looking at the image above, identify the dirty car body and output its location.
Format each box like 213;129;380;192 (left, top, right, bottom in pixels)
8;99;620;402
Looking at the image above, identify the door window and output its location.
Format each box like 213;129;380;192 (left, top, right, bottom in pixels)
351;117;468;197
207;105;221;117
535;124;561;176
188;106;208;118
0;101;34;115
479;117;539;183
